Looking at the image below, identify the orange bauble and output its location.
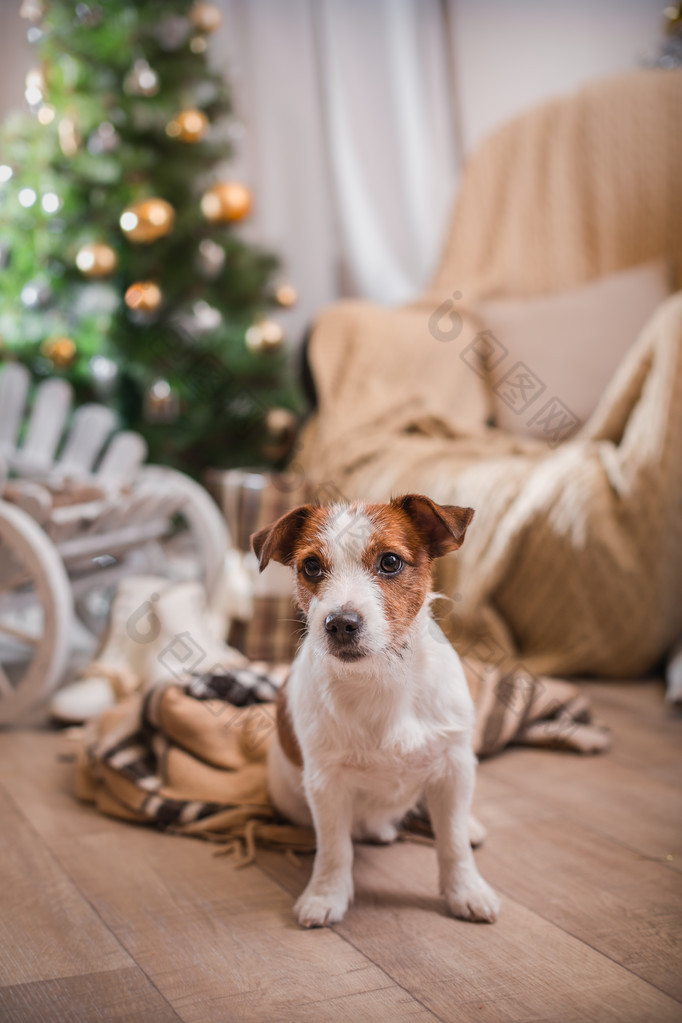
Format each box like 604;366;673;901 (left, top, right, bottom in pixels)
120;199;175;244
42;336;76;368
75;242;118;278
166;108;208;143
263;407;299;461
201;181;252;223
274;283;298;308
190;2;222;33
124;281;163;313
245;319;284;354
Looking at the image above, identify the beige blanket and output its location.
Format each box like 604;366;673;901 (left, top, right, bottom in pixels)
297;70;682;678
74;662;609;856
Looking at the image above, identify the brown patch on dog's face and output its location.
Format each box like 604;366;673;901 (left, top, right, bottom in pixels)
252;495;474;649
252;503;320;570
360;504;433;635
251;503;333;616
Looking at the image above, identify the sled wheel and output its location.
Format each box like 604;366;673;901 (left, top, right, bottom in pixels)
0;501;73;724
136;465;229;596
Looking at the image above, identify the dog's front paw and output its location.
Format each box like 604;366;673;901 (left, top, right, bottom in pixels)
444;875;500;923
294;885;351;928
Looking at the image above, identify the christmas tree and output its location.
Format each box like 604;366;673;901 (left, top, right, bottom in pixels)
0;0;301;474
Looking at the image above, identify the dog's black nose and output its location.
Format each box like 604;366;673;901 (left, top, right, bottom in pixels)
325;610;363;636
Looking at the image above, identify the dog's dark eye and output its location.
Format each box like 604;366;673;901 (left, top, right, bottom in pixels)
379;553;402;574
302;556;324;579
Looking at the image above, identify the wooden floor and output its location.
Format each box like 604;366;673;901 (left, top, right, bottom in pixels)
0;680;680;1023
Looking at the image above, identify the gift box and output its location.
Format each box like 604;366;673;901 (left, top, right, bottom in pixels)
205;469;313;663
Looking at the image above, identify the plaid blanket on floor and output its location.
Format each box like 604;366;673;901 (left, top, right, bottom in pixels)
74;660;610;859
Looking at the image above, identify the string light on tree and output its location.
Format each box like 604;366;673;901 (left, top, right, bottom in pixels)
41;191;62;214
76;242;118;277
58;116;79;156
37;104;55;125
18;187;37;208
201;181;252;223
90;354;118;392
21;279;52;308
245;318;285;354
165;108;208;143
120;198;174;243
25;67;45;109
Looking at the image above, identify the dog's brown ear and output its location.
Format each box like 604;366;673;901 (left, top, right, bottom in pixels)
251;504;316;572
394;494;474;558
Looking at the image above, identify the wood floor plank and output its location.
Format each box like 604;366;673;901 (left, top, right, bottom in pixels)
0;786;131;987
481;746;682;868
28;824;437;1023
1;731;436;1021
471;773;682;1001
257;842;682;1023
0;730;120;842
0;966;180;1023
581;681;682;786
2;678;681;1023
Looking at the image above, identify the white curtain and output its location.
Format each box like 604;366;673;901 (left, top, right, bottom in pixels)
1;1;461;340
216;0;461;338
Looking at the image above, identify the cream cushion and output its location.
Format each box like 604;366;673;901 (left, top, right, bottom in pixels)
477;261;671;441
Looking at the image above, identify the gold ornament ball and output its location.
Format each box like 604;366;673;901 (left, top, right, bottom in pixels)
664;4;682;31
124;281;163;313
166;108;208;143
75;242;118;278
245;319;285;354
190;2;222;33
275;283;298;308
42;336;76;368
263;407;299;461
120;198;175;243
201;181;252;223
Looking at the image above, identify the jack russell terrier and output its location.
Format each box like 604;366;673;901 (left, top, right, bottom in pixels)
251;494;500;928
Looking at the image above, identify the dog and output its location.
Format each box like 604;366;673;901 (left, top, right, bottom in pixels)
251;494;499;928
